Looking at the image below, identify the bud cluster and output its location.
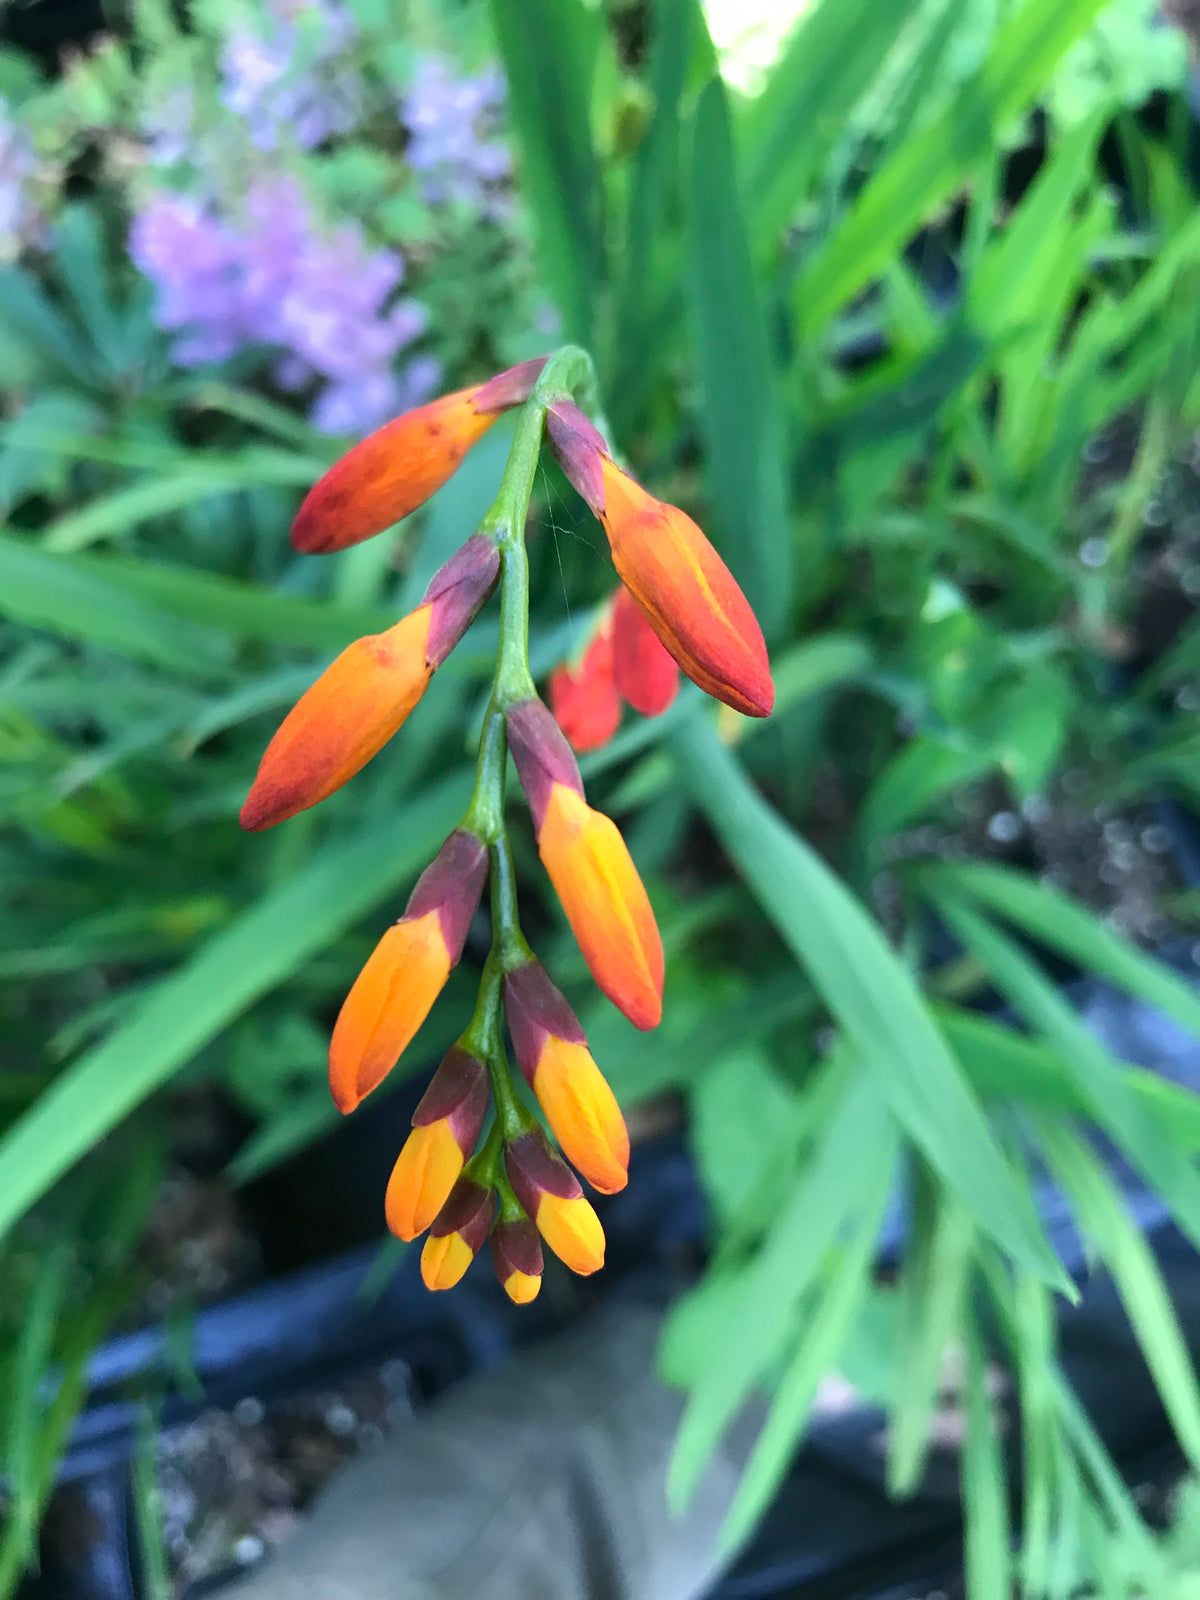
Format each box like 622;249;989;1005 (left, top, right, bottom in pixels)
240;348;774;1302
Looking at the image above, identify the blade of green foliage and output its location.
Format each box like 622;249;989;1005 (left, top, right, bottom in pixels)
796;0;1111;334
614;0;714;420
962;1309;1013;1600
1038;1116;1200;1474
937;894;1200;1250
131;1406;171;1600
0;772;470;1238
930;860;1200;1038
859;735;996;855
78;553;395;647
686;77;793;634
937;1004;1200;1146
671;714;1064;1287
669;1063;892;1511
0;536;233;673
741;0;925;249
888;1186;973;1496
2;1244;70;1566
1011;1270;1059;1597
488;0;604;346
719;1144;898;1553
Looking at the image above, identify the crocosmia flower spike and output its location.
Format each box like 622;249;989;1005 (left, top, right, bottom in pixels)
385;1047;490;1241
421;1179;494;1291
507;697;663;1030
240;535;499;830
504;962;629;1194
242;344;767;1305
292;357;548;552
329;830;487;1113
491;1216;544;1304
505;1129;606;1276
546;398;774;717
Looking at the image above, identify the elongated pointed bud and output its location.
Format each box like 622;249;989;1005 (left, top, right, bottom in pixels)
549;616;620;753
490;1216;543;1304
292;357;548;553
329;830;487;1113
507;700;662;1030
421;1179;493;1291
611;585;679;718
385;1048;490;1241
240;536;499;830
504;963;629;1194
547;399;773;717
505;1130;605;1276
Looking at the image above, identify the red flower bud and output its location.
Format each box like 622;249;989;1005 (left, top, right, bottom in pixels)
611;585;679;717
504;963;628;1194
240;535;498;830
505;1129;605;1276
292;358;548;553
547;399;774;717
490;1216;543;1304
421;1179;494;1291
385;1048;490;1241
507;700;662;1030
329;830;487;1113
548;619;620;753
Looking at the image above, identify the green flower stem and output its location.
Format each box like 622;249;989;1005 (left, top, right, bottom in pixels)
456;345;598;1190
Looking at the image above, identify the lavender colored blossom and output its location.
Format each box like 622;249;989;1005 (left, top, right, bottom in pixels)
131;176;434;433
401;55;510;213
220;0;362;151
0;99;44;260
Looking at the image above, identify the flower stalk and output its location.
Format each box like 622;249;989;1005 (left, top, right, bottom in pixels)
239;343;773;1297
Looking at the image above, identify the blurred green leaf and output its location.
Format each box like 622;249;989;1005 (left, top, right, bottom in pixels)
671;714;1064;1288
0;772;471;1239
962;1310;1013;1600
797;0;1111;334
686;76;794;633
488;0;605;345
0;536;233;673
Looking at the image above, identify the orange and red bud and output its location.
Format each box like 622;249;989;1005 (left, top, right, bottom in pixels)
384;1048;489;1241
329;830;487;1113
504;963;629;1195
490;1216;543;1304
506;700;663;1031
504;1129;605;1276
240;535;499;831
546;399;774;719
292;357;548;553
420;1178;494;1291
611;586;679;718
549;621;621;754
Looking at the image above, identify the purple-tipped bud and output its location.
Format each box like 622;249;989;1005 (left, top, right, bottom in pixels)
546;398;608;512
506;698;585;833
421;1179;494;1291
423;533;501;668
491;1216;544;1304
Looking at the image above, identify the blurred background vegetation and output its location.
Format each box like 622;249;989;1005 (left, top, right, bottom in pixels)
10;0;1200;1592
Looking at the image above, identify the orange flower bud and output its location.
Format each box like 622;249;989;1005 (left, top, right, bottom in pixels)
504;963;628;1194
240;536;499;830
490;1216;543;1304
384;1048;489;1240
329;831;487;1112
292;357;548;553
420;1179;493;1291
507;700;662;1031
546;399;774;718
548;618;620;753
611;585;679;718
505;1130;605;1276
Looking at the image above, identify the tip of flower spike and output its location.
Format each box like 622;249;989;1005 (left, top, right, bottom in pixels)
502;1270;542;1304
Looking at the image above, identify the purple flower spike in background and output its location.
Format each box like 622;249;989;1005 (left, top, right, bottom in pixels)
401;55;511;214
0;98;48;261
220;0;362;151
131;175;436;434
